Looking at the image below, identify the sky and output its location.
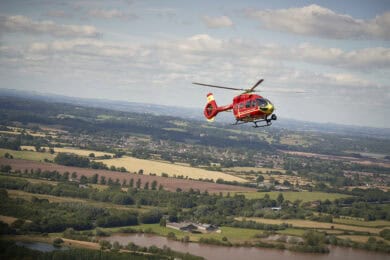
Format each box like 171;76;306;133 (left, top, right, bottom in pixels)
0;0;389;128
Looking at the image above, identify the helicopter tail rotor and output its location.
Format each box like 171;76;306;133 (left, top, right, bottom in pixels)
204;93;219;120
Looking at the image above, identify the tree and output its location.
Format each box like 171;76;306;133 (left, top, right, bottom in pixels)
136;179;141;189
277;193;284;205
129;178;134;188
159;218;166;227
0;165;12;173
151;180;158;190
144;182;149;190
54;153;90;168
90;174;98;184
256;175;264;183
100;176;106;185
89;153;95;158
80;175;88;184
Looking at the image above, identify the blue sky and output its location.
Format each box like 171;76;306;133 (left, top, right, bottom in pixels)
0;0;389;127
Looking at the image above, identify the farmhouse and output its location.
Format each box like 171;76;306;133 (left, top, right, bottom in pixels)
166;222;197;232
166;222;219;233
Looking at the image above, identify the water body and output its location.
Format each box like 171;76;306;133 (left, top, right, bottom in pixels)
16;241;68;253
105;233;389;260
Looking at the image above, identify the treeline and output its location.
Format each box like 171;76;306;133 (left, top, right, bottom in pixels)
0;188;167;233
54;153;115;170
316;189;390;221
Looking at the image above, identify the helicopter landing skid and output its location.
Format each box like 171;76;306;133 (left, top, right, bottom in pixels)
233;114;277;128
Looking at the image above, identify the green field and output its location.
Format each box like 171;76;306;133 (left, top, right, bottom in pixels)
333;218;390;228
104;224;264;243
0;148;55;161
233;191;351;203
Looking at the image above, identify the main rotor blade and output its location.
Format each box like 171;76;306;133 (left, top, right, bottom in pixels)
248;79;264;92
192;82;244;91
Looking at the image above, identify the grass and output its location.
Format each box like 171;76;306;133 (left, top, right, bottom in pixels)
105;224;264;243
0;175;58;186
276;228;306;236
337;235;388;244
239;217;384;234
0;148;55;161
6;189;151;212
231;191;351;203
97;156;246;183
333;218;390;228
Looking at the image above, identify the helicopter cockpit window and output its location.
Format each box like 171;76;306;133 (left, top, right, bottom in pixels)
256;98;268;108
239;103;244;109
246;101;251;108
251;100;256;107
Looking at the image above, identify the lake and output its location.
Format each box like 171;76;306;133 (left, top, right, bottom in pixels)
105;233;389;260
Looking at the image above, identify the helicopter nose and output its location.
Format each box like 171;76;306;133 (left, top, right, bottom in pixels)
266;103;274;115
260;102;274;114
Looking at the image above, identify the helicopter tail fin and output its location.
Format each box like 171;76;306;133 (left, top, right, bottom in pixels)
204;93;219;121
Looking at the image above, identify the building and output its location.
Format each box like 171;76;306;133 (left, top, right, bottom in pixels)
166;222;197;232
166;222;219;233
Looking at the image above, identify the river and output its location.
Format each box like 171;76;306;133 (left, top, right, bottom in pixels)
105;233;389;260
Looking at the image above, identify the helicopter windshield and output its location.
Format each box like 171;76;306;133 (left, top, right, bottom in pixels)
256;98;269;108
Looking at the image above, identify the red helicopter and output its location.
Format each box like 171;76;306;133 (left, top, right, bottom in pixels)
193;79;277;127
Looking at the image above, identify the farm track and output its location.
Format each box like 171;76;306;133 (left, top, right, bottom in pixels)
0;158;256;193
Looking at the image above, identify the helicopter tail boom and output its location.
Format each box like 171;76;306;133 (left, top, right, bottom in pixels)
204;93;233;121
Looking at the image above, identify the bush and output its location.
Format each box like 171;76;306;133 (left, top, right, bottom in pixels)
52;238;64;247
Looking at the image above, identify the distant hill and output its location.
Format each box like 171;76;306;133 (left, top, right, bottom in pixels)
1;88;389;139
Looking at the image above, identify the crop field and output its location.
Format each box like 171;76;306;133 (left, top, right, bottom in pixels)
224;166;286;174
20;146;114;157
97;156;246;183
0;158;255;193
232;191;351;202
239;217;384;234
0;148;54;161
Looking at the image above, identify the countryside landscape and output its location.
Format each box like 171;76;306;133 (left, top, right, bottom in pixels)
0;94;389;259
1;0;390;259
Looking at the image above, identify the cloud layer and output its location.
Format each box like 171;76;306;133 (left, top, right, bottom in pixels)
246;4;390;40
202;15;233;28
0;15;100;38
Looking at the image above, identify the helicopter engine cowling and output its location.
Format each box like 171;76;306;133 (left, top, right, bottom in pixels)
204;93;218;121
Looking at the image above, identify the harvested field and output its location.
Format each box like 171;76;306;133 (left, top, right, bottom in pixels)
97;156;245;182
233;191;350;202
280;150;390;168
21;146;114;157
0;158;256;193
0;215;18;225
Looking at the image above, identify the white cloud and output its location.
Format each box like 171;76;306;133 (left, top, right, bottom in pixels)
292;44;390;69
88;9;137;20
1;35;387;95
246;4;390;40
0;15;100;38
202;15;233;28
